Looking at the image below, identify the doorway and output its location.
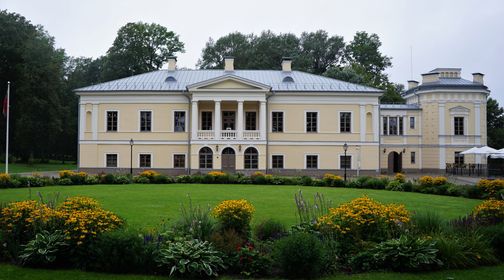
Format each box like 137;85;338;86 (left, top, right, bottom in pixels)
221;147;236;173
387;151;402;174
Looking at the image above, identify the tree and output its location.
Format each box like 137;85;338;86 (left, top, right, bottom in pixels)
197;32;254;69
299;30;345;75
487;97;504;148
102;22;184;81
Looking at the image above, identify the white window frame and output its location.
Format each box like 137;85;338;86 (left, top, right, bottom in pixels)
338;111;353;133
172;153;187;169
270;154;285;169
138;110;153;132
173;110;188;132
304;154;320;169
138;153;153;168
304;110;319;133
452;116;467;136
104;153;119;168
270;110;285;133
104;110;120;132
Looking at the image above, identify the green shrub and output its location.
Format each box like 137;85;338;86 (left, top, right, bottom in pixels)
114;175;131;184
176;175;192;183
370;235;442;272
237;176;253;184
156;239;226;278
234;242;272;277
84;175;99;185
100;173;116;184
362;178;386;189
433;232;498;268
133;176;150;184
19;230;68;267
57;178;73;185
480;223;504;260
466;185;484;199
254;219;287;241
274;232;324;279
411;211;445;235
402;181;413;192
18;176;49;188
386;180;403;191
173;198;215;241
85;229;157;274
312;179;325;186
209;228;246;255
301;176;313;186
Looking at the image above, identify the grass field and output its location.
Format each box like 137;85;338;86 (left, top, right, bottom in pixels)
0;162;76;174
1;263;503;280
0;184;481;228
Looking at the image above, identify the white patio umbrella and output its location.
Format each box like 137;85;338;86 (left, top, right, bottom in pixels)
460;147;479;155
461;146;498;155
489;148;504;159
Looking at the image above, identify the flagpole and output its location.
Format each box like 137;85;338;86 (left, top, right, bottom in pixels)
5;81;10;174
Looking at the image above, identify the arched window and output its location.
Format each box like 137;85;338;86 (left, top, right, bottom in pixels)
199;147;213;169
282;76;294;83
165;76;177;82
244;147;258;169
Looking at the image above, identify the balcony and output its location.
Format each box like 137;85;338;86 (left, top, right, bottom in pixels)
195;130;262;140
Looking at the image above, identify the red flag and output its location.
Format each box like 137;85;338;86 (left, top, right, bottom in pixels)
2;95;7;117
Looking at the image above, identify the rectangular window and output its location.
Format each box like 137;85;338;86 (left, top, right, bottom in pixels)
174;111;186;132
306;112;318;133
245;112;257;130
455;151;464;165
383;117;388;135
411;152;416;164
106;154;117;167
139;154;151;168
306;155;318;169
340;112;351;133
106;111;118;132
140;111;152;132
201;112;212;130
272;112;283;132
272;155;284;169
399;117;404;135
173;154;185;168
340;155;351;169
389;117;398;135
410;116;415;129
454;117;464;135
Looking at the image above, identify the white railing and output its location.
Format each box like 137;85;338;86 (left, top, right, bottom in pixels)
221;130;237;139
243;130;261;140
197;130;214;139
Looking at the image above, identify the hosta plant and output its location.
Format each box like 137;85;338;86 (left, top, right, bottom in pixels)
156;239;226;278
19;230;67;266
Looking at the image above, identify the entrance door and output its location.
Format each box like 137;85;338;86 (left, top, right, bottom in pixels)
222;111;236;130
221;147;236;173
387;152;402;174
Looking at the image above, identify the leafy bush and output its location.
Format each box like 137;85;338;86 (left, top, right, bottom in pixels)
85;229;158;274
114;175;131;184
472;199;504;225
18;176;50;188
323;173;344;187
317;196;410;242
84;175;99;185
212;199;254;235
433;232;498;268
57;178;73;185
411;211;445;235
234;242;272;277
477;179;504;196
300;176;313;186
254;219;287;241
209;228;246;255
370;235;442;272
173;198;214;241
19;230;68;266
133;176;150;184
274;232;324;279
295;191;332;225
176;175;193;183
362;177;387;189
156;239;226;278
394;173;406;183
386;180;403;191
419;176;448;187
480;223;504;260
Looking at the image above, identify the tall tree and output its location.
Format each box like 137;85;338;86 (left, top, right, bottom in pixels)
299;30;345;74
102;22;185;81
487;97;504;148
197;32;254;69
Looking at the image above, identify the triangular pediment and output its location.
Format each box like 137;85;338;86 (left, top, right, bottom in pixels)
187;74;271;91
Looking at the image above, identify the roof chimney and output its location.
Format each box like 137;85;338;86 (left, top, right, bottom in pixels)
407;80;419;90
421;72;439;84
281;57;292;72
224;56;234;71
167;56;177;71
472;72;484;84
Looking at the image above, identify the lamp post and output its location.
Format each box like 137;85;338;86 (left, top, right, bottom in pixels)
343;142;348;182
129;138;134;176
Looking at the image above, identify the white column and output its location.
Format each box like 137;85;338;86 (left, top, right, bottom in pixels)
92;104;98;140
438;102;446;169
214;101;221;139
191;101;198;140
360;105;365;142
373;105;379;142
475;102;481;145
79;104;85;140
259;101;266;139
237;101;244;139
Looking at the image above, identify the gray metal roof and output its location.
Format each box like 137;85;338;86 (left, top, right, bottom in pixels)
404;77;488;95
380;104;421;110
75;69;382;93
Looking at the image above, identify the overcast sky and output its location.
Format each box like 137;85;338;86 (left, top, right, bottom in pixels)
2;0;503;104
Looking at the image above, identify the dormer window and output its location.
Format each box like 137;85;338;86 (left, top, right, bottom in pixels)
165;76;177;82
282;76;294;83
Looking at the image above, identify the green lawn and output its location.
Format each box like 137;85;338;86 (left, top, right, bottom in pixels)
1;263;503;280
0;162;76;174
0;184;481;229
